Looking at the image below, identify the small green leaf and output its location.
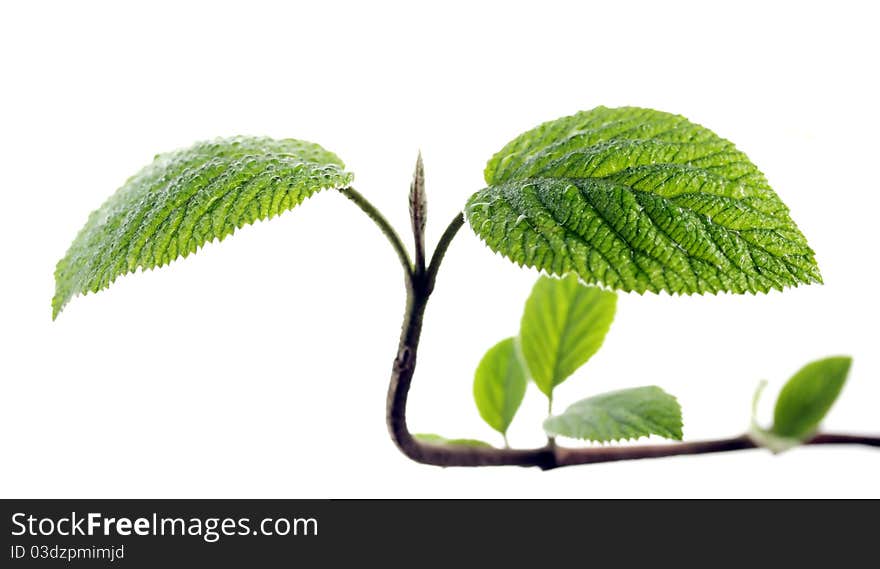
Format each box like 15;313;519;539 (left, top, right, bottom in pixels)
53;137;353;318
773;356;852;439
519;274;616;397
414;434;493;448
466;106;821;295
473;337;528;436
543;386;683;442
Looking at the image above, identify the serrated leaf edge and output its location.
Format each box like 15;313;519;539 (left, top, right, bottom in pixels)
52;169;353;319
542;386;684;443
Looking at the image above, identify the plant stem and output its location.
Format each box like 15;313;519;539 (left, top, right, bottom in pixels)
339;187;414;286
546;396;556;448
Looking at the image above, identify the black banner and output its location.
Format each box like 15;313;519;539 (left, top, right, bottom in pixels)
0;499;873;566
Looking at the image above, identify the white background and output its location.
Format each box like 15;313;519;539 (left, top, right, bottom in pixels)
1;1;878;498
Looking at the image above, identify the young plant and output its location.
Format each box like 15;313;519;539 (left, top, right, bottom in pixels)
53;106;880;469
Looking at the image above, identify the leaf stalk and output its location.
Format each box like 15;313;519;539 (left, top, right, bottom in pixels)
339;186;414;288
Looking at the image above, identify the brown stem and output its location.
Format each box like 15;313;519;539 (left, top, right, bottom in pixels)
553;433;880;467
553;435;756;467
382;212;880;469
807;433;880;447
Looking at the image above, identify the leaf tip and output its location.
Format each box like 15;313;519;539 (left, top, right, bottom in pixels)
51;288;67;321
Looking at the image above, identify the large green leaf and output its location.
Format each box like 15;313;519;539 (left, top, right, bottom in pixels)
466;106;821;294
53;137;352;318
472;337;528;436
519;274;616;397
773;356;851;439
543;386;683;442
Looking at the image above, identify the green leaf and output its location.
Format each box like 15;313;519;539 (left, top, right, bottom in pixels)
543;386;683;442
772;356;851;439
53;136;353;318
413;434;493;448
472;337;528;436
466;106;821;295
519;274;616;397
